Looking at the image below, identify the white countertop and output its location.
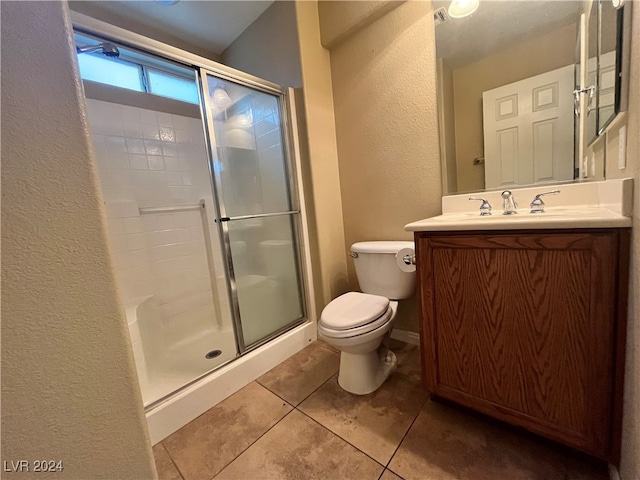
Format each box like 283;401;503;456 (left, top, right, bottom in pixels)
405;179;633;232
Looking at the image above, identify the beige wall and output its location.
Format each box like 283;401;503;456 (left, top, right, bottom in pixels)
318;1;405;49
295;1;350;313
452;23;577;193
68;1;220;61
437;58;458;194
606;3;640;478
322;0;441;332
1;2;156;479
222;1;302;88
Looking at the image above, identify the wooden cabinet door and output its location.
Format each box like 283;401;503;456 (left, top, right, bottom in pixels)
416;231;624;461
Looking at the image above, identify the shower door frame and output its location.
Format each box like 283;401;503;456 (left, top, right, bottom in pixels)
71;10;317;384
198;70;310;353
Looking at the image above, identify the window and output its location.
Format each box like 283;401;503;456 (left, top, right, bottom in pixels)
74;33;200;105
147;69;199;104
77;54;144;92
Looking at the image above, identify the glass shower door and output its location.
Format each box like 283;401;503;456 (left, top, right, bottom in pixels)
200;71;305;349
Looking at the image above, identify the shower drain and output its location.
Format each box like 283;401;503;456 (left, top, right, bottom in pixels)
205;349;222;359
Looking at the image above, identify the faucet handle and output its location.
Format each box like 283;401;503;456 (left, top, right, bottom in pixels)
468;197;492;216
530;190;560;214
501;190;518;215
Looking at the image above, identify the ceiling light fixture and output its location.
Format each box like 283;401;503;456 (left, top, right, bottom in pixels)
237;110;253;128
212;88;232;109
448;0;479;18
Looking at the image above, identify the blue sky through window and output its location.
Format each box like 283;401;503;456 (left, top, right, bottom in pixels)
147;69;199;104
77;54;143;92
75;33;199;105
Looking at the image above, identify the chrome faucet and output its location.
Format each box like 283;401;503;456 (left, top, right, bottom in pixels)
468;197;492;216
529;190;560;214
501;190;518;215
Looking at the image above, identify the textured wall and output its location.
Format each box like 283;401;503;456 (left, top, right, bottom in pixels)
609;2;640;478
1;2;156;478
295;1;350;312
318;1;405;49
325;0;441;332
222;1;302;88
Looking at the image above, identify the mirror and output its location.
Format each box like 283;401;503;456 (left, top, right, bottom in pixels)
592;0;631;137
434;0;628;195
585;0;600;144
434;0;581;194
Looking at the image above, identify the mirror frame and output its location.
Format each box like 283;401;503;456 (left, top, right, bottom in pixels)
595;0;632;136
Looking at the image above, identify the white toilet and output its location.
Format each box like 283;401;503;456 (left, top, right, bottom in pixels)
318;241;416;395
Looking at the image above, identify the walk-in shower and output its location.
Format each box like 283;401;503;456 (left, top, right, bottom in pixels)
72;13;315;438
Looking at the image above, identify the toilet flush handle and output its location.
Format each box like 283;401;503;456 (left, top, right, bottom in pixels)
403;254;416;265
349;252;358;258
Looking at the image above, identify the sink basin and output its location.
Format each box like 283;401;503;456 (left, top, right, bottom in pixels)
405;207;632;232
405;179;633;232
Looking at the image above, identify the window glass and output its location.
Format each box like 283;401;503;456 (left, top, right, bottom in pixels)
147;69;199;105
77;54;143;92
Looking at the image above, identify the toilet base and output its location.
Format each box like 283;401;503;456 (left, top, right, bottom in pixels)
337;348;397;395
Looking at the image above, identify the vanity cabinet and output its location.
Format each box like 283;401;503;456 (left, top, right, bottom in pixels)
415;229;630;463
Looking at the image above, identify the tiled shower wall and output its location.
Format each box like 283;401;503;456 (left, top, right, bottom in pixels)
254;95;291;219
86;99;232;340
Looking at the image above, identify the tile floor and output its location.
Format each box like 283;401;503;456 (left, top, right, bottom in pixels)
153;339;609;480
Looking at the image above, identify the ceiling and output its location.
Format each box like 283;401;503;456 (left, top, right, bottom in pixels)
433;0;581;69
70;1;274;56
70;0;580;68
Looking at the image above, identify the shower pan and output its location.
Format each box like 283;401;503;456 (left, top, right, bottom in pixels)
73;14;314;421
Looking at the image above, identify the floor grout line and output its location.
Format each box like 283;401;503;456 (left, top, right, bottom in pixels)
208;344;340;478
383;394;430;471
294;407;387;472
294;369;339;406
157;441;186;480
291;367;426;474
208;407;298;480
156;341;417;480
246;352;394;471
253;378;300;406
255;369;337;408
152;339;608;480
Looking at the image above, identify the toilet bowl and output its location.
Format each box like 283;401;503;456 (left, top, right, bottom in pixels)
318;241;415;395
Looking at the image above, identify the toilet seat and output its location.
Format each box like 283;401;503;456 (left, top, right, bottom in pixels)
319;292;392;339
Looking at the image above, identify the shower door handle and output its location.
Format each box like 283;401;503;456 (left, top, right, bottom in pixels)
216;211;300;223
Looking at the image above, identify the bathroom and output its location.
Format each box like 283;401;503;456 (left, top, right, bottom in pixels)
2;0;639;479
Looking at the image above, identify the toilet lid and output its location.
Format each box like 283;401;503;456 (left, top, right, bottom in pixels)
320;292;390;330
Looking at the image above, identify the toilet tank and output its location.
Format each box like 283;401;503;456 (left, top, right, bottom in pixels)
351;241;416;300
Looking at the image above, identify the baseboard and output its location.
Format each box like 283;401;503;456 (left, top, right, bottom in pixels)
608;464;621;480
390;328;420;345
